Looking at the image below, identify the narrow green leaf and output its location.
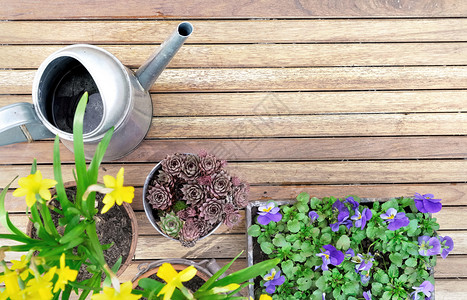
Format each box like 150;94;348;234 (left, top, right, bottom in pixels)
210;258;279;289
197;252;243;293
73;92;89;211
59;222;87;244
53;136;73;217
0;178;29;238
30;159;37;174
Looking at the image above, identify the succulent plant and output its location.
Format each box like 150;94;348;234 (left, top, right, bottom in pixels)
162;153;184;176
176;207;197;221
199;153;219;175
159;212;183;238
147;183;173;210
181;154;200;180
224;210;241;228
156;170;174;188
199;198;225;225
181;183;205;206
233;183;249;208
172;200;188;212
209;170;232;197
179;218;201;247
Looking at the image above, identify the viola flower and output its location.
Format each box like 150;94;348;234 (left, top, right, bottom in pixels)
439;235;454;259
345;196;359;210
345;248;355;259
12;170;57;208
330;200;352;232
410;281;434;300
101;168;135;214
351;207;372;230
91;281;141;300
157;263;197;300
53;253;78;293
316;244;345;271
308;211;319;223
414;193;442;214
353;253;374;272
360;271;371;284
263;268;285;294
363;290;372;300
257;202;282;225
418;236;441;256
380;208;410;231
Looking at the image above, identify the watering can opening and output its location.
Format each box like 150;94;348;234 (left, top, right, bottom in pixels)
37;56;104;135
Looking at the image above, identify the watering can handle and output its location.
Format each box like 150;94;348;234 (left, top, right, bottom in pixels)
0;103;55;146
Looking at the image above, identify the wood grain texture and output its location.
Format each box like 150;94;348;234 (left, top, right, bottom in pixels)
3;66;467;94
4;183;467;212
2;0;466;20
1;160;467;188
2;20;467;44
2;136;467;164
2;90;467;116
3;43;467;69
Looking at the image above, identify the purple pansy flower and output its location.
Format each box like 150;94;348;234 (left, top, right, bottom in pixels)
360;271;371;284
363;290;372;300
351;207;372;230
316;244;344;271
345;196;359;210
439;236;454;259
330;200;352;232
352;253;374;272
257;202;282;225
308;211;319;223
411;281;434;300
263;268;285;294
380;208;410;231
345;248;355;259
418;236;441;256
414;193;442;214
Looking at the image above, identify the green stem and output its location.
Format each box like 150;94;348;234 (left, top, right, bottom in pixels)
85;223;107;268
38;201;60;239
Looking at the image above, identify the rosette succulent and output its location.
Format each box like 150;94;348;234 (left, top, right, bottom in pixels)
147;183;173;210
160;212;183;238
145;152;249;247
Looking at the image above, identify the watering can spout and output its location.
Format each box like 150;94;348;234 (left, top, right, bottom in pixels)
136;22;193;91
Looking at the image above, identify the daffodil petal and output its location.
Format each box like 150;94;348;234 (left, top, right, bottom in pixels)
101;201;114;214
25;194;37;208
179;265;197;282
38;189;52;201
40;179;57;189
103;175;116;189
157;263;179;283
116;168;124;188
12;188;27;197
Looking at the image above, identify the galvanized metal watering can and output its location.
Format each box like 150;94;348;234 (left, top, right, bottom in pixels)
0;22;193;160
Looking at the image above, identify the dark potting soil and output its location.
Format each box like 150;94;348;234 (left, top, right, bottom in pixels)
135;272;206;300
29;187;132;281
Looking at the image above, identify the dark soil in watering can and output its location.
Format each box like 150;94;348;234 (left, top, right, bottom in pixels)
51;64;103;134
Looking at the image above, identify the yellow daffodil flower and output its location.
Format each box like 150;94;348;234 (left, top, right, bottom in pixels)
53;253;78;293
90;281;141;300
157;263;197;300
23;267;56;300
0;268;21;300
12;170;57;207
101;168;135;214
259;294;273;300
10;255;32;280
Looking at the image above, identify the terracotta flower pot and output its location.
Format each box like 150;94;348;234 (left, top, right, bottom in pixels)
26;182;138;277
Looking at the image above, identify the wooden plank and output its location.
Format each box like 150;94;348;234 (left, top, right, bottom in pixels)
2;0;467;20
2;90;467;116
150;114;467;138
436;279;467;299
2;136;467;164
1;160;467;188
435;255;467;278
4;43;467;69
4;183;467;212
2;20;467;44
3;66;467;94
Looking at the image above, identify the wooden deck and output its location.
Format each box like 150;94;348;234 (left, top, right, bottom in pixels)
1;1;467;299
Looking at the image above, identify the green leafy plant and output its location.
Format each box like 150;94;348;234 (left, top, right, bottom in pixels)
0;92;136;299
248;193;453;300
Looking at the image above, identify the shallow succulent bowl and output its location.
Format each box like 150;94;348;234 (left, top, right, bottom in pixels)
143;161;222;243
246;198;435;298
